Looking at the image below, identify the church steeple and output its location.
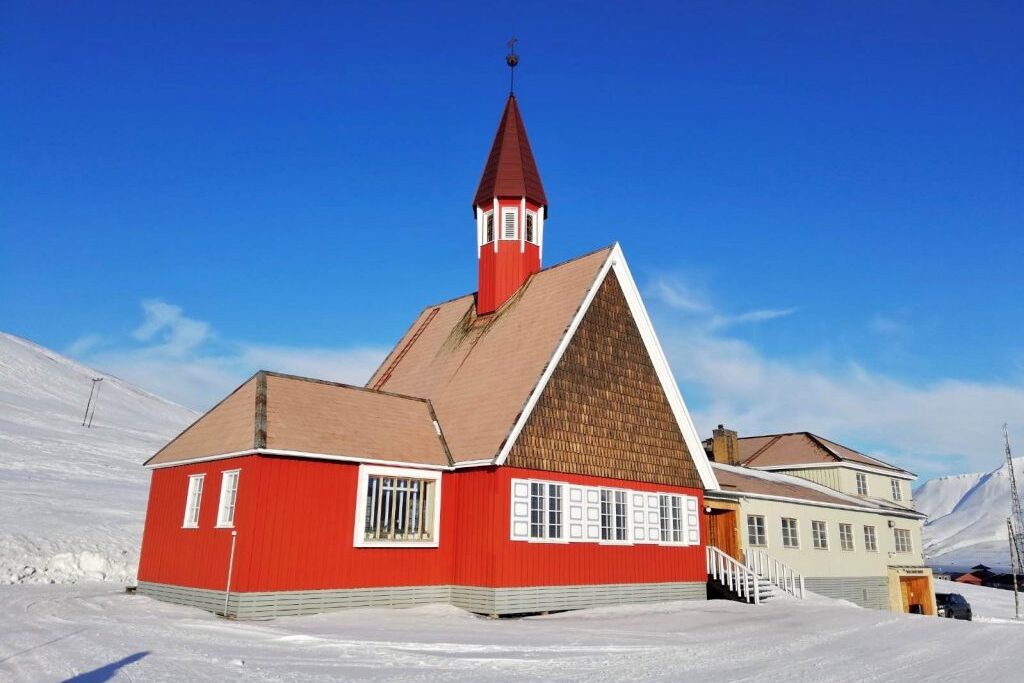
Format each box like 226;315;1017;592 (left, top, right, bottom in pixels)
473;94;548;315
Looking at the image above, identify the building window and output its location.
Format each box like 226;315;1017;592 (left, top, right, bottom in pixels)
529;482;563;540
216;470;239;528
601;489;628;541
890;479;903;501
502;208;517;240
659;494;683;543
747;515;767;547
525;212;537;243
856;473;868;496
839;523;854;551
864;525;878;552
894;527;913;553
182;474;204;528
781;517;799;548
484;212;494;243
811;520;829;549
364;474;437;543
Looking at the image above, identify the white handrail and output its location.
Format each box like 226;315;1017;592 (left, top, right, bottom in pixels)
743;548;805;599
706;545;760;604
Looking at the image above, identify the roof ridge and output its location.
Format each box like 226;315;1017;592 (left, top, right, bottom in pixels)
262;370;431;404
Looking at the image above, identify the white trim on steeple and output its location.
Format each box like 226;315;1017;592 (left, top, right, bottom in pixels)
520;197;526;253
492;198;499;253
492;243;719;491
476;206;483;257
537;207;544;262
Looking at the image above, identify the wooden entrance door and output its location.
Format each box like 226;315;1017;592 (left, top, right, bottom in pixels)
900;576;933;615
705;509;740;561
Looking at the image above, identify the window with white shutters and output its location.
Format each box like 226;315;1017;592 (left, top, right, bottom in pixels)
216;470;239;528
528;482;563;540
182;474;204;528
659;494;684;543
502;209;517;239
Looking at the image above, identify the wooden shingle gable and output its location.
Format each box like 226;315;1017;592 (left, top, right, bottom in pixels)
497;245;719;490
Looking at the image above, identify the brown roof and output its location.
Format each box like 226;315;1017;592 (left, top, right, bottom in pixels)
710;463;923;516
146;372;450;467
368;246;613;464
738;432;912;475
472;95;548;212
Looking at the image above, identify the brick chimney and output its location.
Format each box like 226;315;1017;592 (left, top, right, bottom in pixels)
712;424;740;466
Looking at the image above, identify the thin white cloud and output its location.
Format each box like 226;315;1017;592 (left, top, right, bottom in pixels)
75;300;387;410
645;276;1024;479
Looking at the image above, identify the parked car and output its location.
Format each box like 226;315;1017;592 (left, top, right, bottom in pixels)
936;593;973;621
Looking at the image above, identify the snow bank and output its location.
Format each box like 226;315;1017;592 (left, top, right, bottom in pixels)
0;332;196;585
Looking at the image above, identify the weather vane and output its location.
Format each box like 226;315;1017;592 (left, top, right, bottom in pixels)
506;36;519;94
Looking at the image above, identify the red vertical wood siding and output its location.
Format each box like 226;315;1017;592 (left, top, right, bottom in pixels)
477;199;542;314
139;456;706;593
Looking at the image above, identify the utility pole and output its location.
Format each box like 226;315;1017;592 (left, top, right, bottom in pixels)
82;377;103;428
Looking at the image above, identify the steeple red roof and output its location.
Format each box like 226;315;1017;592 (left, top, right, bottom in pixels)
472;95;548;213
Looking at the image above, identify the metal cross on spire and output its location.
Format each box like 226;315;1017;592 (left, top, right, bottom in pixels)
506;36;519;95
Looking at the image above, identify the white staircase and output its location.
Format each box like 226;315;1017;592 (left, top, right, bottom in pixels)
743;548;806;599
706;545;765;604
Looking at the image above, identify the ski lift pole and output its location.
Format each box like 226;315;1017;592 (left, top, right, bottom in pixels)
1010;517;1022;620
87;378;103;428
81;378;99;426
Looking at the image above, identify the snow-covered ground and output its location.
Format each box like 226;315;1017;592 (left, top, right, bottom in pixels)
916;457;1024;570
2;582;1023;682
0;332;196;585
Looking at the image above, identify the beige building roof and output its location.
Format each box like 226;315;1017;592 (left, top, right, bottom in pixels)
146;372;450;467
710;463;924;517
367;246;613;464
738;432;912;475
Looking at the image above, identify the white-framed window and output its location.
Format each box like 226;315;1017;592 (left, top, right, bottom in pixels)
856;473;868;496
182;474;204;528
747;514;767;547
781;517;799;548
600;489;628;542
839;523;854;551
501;208;517;240
483;211;495;244
811;520;829;550
658;494;683;543
529;481;564;540
890;479;903;501
894;527;913;553
355;465;441;547
864;525;878;552
525;211;538;244
216;470;239;528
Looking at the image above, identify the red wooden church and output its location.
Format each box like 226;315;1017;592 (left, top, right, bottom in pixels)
137;92;720;618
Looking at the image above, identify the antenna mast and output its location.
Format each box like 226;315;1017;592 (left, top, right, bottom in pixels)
1005;424;1023;620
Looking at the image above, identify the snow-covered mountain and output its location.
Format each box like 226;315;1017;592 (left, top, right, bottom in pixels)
0;332;197;584
916;457;1024;571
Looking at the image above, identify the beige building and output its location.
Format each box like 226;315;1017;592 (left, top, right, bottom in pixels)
704;428;935;615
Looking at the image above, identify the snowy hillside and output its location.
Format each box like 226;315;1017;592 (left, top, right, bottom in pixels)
0;332;196;584
917;457;1024;570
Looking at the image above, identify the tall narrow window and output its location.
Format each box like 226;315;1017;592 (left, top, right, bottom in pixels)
839;523;854;551
890;479;903;501
216;470;239;528
747;515;766;547
856;473;868;496
659;494;684;542
484;212;494;243
528;481;563;540
781;517;799;548
502;209;517;239
863;525;878;551
182;474;204;528
601;490;628;541
894;528;913;553
525;212;536;243
364;474;436;542
811;520;829;549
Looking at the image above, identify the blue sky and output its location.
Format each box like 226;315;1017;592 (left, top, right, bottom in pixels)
2;2;1021;480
